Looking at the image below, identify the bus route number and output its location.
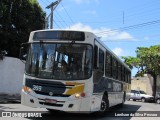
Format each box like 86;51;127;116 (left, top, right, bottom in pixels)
32;85;42;91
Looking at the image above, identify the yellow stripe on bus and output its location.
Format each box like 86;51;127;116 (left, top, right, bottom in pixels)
66;84;84;95
65;82;84;86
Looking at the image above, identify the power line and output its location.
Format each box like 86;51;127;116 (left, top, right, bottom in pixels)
96;19;160;35
39;0;48;6
55;9;69;28
54;14;66;28
45;0;51;3
60;2;74;24
53;19;61;29
102;39;160;43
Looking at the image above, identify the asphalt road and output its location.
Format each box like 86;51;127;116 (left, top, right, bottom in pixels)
0;101;160;120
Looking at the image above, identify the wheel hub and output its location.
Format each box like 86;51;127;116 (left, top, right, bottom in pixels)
101;100;107;111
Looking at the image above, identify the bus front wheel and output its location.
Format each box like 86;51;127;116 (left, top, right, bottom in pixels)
47;109;59;114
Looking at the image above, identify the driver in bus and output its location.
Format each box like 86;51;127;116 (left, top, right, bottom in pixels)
61;60;68;73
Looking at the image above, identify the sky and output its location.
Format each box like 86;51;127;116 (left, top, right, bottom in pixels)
37;0;160;76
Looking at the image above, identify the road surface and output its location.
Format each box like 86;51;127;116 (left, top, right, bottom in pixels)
0;101;160;120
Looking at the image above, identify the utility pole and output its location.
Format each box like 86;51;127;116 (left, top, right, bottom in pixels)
46;0;62;29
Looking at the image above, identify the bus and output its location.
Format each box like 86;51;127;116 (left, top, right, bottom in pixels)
20;29;131;114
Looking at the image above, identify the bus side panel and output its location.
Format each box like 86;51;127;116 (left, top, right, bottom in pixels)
93;77;124;107
90;95;102;112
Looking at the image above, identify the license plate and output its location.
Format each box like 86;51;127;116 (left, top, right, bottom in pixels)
45;99;57;104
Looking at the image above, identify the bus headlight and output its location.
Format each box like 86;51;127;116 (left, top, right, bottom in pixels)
75;93;81;98
75;93;85;98
23;86;32;93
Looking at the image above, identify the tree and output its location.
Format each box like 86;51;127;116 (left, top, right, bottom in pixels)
122;45;160;99
0;0;46;58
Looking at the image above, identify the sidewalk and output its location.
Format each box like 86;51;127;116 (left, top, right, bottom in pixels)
0;94;21;104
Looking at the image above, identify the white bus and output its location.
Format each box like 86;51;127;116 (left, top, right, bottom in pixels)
20;30;131;114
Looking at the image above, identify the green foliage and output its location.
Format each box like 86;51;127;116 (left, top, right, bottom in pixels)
136;45;160;76
122;45;160;98
122;45;160;77
121;56;141;69
0;0;46;58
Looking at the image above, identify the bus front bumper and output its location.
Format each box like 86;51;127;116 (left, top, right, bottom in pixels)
21;90;91;112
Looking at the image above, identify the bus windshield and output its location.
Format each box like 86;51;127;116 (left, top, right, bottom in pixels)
25;43;93;80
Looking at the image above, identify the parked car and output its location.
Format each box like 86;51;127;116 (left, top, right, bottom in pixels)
155;93;160;104
129;90;154;102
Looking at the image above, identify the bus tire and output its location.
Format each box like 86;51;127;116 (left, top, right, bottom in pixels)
47;109;59;114
99;95;109;115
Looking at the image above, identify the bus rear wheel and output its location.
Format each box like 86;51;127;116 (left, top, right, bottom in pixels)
99;95;109;115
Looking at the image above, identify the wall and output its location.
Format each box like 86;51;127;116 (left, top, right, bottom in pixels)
148;74;160;94
131;75;153;95
0;57;25;95
156;75;160;93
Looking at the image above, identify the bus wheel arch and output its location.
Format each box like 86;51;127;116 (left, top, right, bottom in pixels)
104;91;108;98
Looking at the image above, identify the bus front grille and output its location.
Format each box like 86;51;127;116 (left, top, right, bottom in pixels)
26;79;72;97
39;102;63;107
35;91;71;97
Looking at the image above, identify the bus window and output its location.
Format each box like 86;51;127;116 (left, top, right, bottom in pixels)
118;63;122;81
99;49;104;72
125;70;128;83
128;71;131;83
94;45;98;68
121;66;124;81
105;51;112;77
93;48;104;83
123;67;125;82
112;58;118;79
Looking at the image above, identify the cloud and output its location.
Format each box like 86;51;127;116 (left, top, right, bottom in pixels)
67;23;134;41
112;48;123;56
105;31;134;41
71;0;99;4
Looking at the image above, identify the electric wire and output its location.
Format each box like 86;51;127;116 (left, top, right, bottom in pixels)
96;19;160;35
53;19;61;29
54;14;66;28
55;9;69;28
39;0;48;6
60;2;74;24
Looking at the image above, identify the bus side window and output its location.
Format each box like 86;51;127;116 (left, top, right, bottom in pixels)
112;57;118;79
94;45;98;69
99;49;104;72
118;63;121;81
105;51;112;78
93;46;104;83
